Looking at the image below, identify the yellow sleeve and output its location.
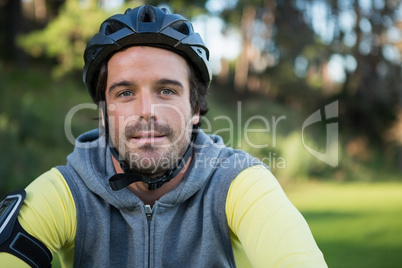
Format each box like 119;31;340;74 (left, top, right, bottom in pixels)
226;165;327;268
0;168;76;267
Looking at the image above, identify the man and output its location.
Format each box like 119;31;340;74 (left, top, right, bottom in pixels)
0;5;327;267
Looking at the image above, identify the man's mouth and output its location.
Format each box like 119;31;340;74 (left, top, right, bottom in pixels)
130;132;166;143
125;123;172;145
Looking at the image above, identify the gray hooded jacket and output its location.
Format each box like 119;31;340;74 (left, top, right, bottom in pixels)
57;129;261;267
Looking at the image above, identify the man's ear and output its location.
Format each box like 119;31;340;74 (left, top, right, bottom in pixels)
192;110;200;126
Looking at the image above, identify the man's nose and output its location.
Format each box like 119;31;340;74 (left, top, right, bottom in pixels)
138;91;156;121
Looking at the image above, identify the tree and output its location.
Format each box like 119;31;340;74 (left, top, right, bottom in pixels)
0;0;66;63
0;0;23;62
17;0;111;78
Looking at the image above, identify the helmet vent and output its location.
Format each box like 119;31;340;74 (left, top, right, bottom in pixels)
139;6;157;22
105;21;125;35
170;21;190;35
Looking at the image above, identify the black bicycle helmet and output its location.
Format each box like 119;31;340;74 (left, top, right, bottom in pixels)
83;4;212;103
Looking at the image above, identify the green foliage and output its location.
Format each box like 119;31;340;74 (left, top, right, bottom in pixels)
0;64;97;197
16;1;125;79
274;131;315;179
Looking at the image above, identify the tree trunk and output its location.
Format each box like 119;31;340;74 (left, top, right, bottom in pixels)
33;0;47;23
1;0;23;62
234;6;255;92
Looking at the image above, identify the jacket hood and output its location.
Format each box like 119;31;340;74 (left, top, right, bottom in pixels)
66;128;226;210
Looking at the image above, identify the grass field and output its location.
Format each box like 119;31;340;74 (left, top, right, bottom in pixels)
284;181;402;268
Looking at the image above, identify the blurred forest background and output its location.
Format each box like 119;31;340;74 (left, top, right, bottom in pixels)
0;0;402;193
2;0;401;191
1;0;402;267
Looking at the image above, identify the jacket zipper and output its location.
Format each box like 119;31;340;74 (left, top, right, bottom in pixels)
145;204;153;268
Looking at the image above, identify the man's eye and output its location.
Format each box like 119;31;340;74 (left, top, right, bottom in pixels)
160;89;174;95
119;91;133;97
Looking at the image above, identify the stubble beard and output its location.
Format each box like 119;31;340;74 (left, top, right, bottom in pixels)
111;121;192;176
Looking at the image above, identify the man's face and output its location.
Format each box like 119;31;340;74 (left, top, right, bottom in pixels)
105;46;199;175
